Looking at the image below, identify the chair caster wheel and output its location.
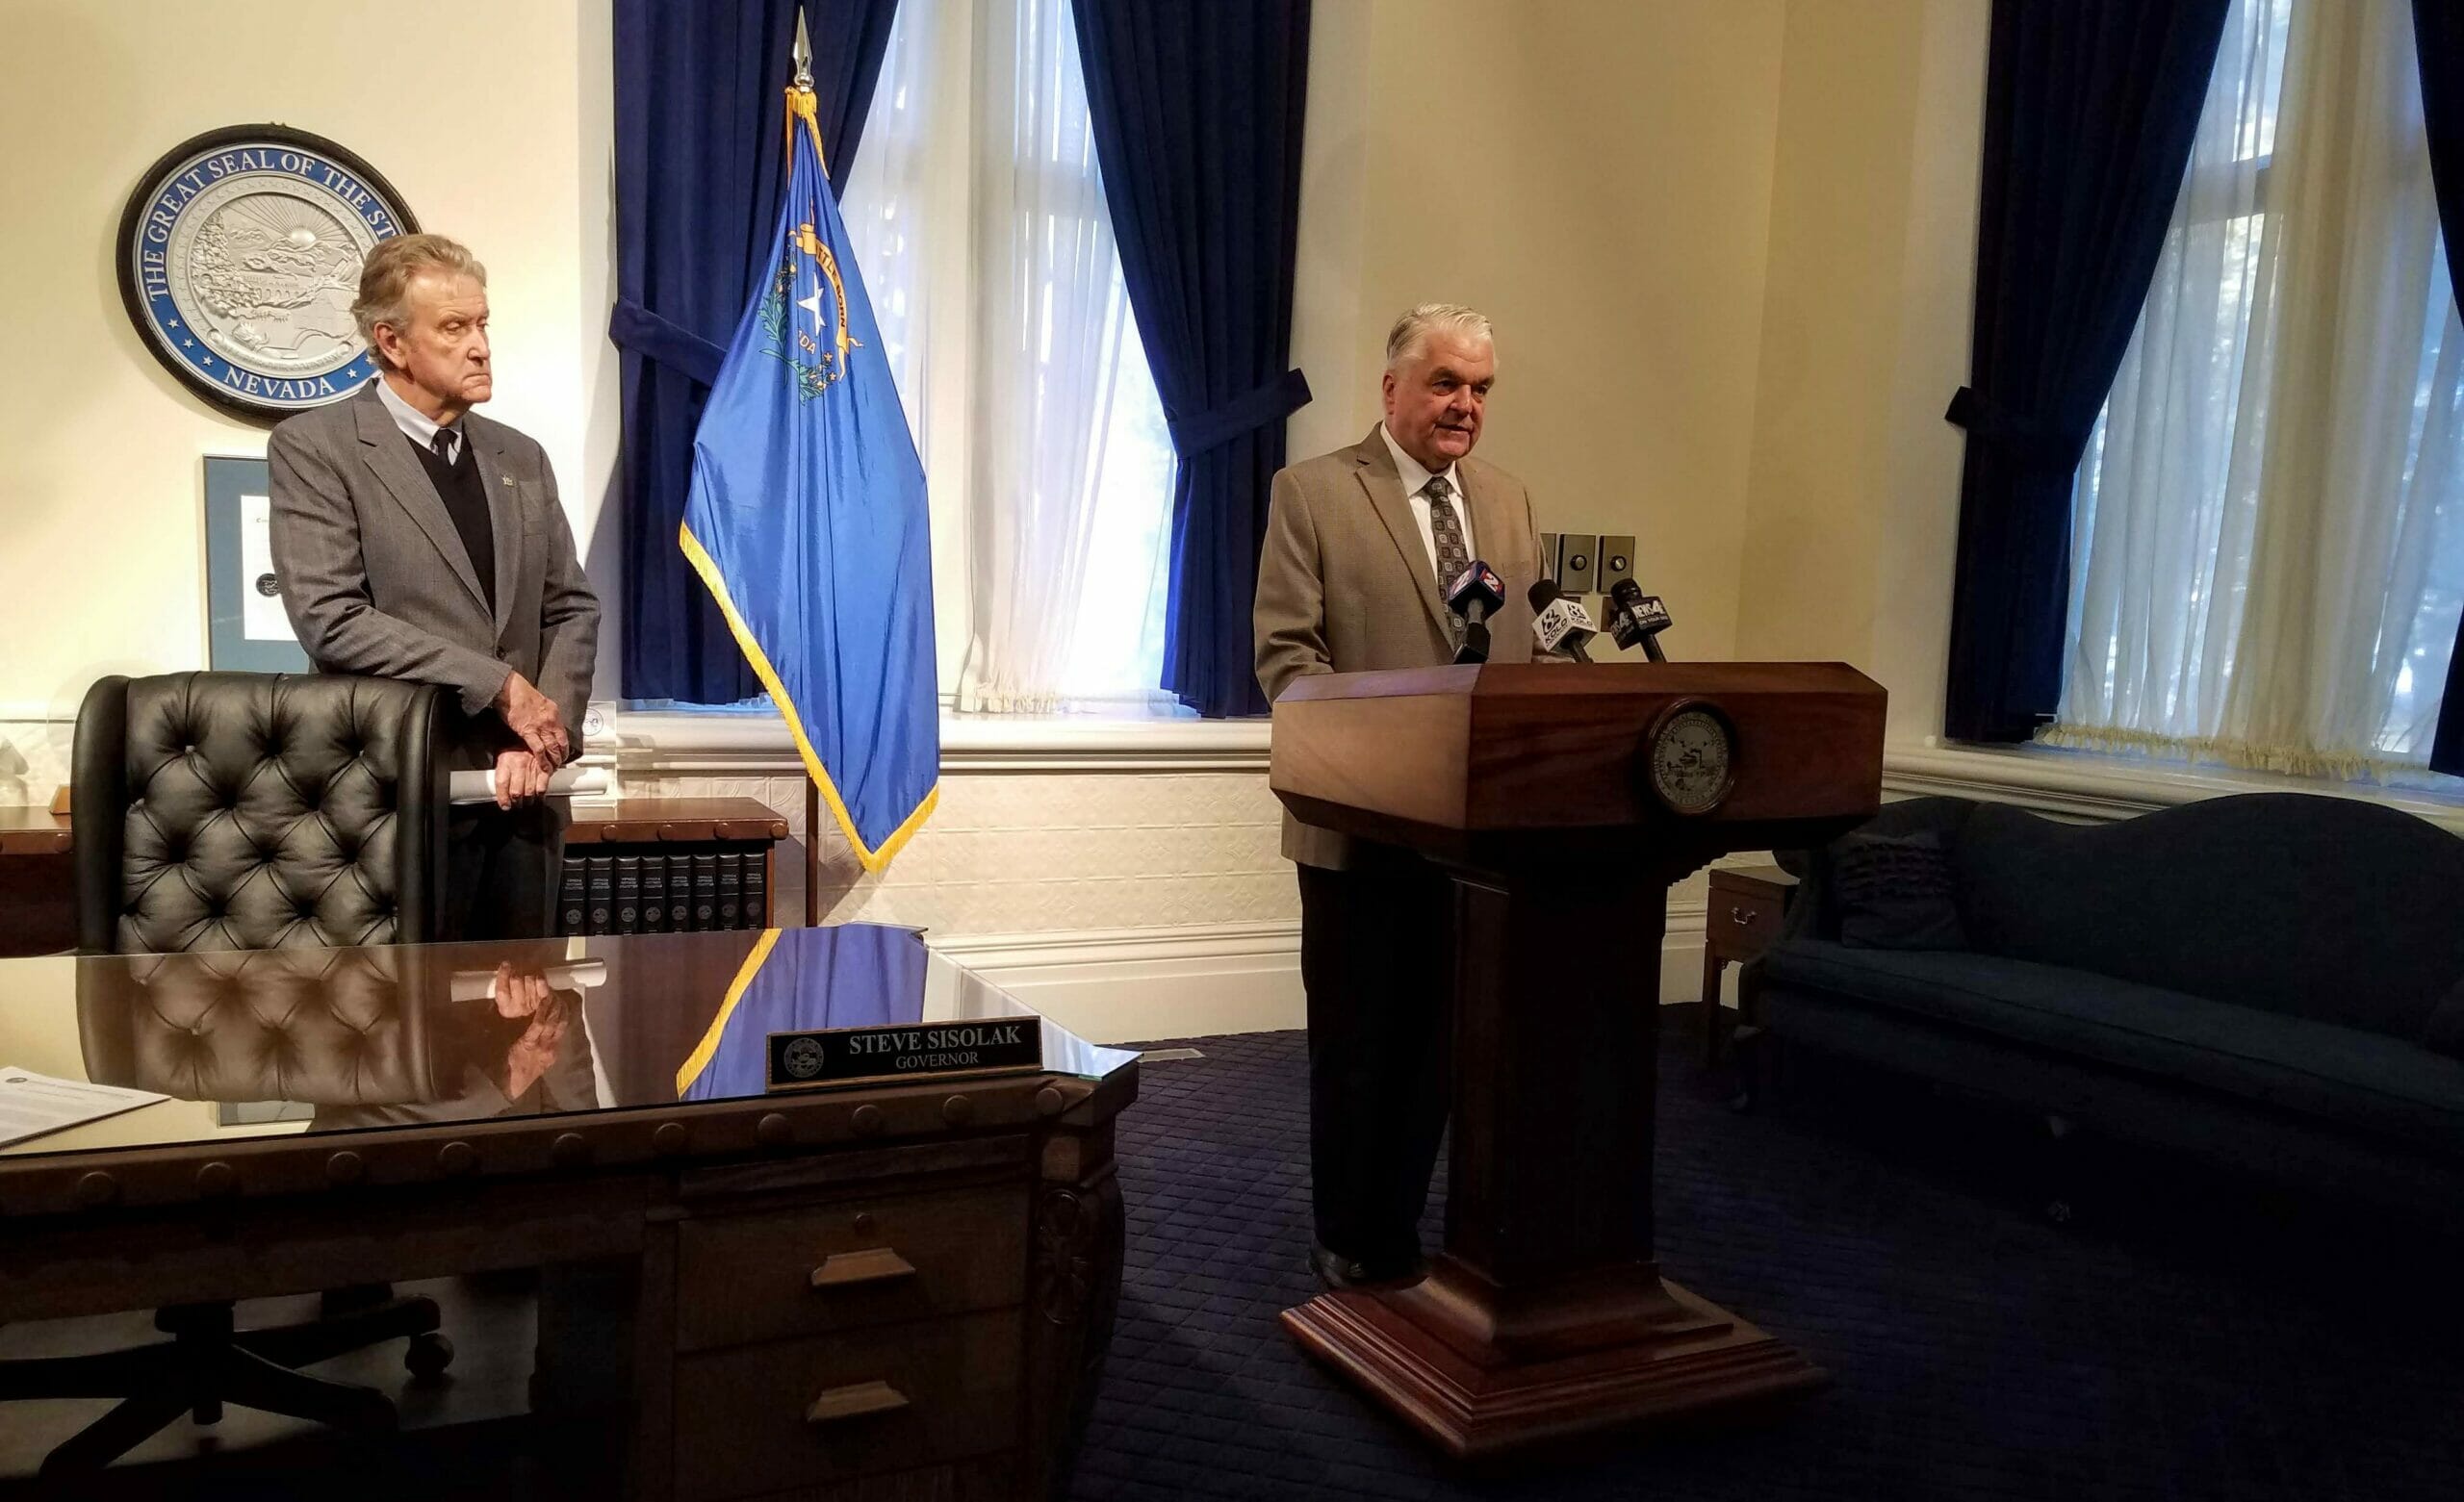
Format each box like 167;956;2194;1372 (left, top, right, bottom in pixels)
2045;1199;2073;1225
406;1331;455;1382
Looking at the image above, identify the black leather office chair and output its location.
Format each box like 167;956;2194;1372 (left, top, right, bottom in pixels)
72;671;449;955
0;672;456;1473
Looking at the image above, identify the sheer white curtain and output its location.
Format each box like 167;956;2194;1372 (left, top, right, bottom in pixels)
2055;0;2464;778
839;0;941;457
837;0;1176;716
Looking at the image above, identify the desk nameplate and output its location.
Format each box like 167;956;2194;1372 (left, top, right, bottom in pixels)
766;1019;1045;1093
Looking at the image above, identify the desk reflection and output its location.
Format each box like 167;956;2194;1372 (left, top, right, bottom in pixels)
62;927;1132;1144
74;942;602;1132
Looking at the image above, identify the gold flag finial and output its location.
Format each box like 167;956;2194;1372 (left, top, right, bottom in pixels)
792;6;814;91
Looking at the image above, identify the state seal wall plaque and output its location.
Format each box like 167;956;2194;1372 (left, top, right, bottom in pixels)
117;125;420;421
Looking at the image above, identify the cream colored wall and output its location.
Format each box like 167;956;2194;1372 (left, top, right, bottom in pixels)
1289;0;1789;664
1733;0;1989;738
0;0;622;723
1;0;1957;738
0;3;1992;1035
1292;0;1990;734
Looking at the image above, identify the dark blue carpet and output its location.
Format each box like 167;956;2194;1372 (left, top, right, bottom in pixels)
1071;1016;2464;1502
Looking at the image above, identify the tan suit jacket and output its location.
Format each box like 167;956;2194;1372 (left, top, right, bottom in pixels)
1254;424;1545;869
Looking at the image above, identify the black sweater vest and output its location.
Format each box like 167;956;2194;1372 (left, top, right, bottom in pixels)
410;431;497;616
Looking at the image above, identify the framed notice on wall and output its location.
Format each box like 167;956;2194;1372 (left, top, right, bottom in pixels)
202;455;312;675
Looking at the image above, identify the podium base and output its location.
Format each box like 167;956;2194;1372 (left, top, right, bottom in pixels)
1282;1272;1826;1460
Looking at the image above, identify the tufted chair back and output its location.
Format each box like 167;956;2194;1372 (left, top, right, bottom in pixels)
78;944;437;1105
74;672;449;955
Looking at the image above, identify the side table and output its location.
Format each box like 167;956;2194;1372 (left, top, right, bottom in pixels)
0;806;74;957
1701;863;1797;1063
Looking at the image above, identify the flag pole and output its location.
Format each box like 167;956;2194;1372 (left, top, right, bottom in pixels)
795;3;819;930
806;777;821;927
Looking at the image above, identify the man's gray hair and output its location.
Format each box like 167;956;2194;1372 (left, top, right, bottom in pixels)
352;234;487;368
1384;303;1495;369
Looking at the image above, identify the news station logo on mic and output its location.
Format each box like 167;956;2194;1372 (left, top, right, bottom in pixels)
1527;579;1597;662
1447;560;1505;665
1448;562;1505;617
1605;578;1673;661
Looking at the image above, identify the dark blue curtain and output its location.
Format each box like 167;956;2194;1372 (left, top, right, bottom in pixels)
2418;0;2464;775
1941;0;2229;743
1070;0;1312;719
613;0;899;703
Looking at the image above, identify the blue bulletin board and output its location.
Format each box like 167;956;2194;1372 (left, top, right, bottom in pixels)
203;455;313;675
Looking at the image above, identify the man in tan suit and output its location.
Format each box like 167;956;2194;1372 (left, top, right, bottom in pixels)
1254;304;1544;1288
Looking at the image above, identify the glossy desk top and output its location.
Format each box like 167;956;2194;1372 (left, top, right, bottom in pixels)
0;926;1137;1163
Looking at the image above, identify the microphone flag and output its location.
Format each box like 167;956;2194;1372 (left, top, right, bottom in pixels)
1534;596;1597;656
680;81;939;873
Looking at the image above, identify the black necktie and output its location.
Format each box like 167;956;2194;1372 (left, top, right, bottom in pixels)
431;428;456;466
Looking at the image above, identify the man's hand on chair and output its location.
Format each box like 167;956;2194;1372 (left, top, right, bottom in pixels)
494;672;570;768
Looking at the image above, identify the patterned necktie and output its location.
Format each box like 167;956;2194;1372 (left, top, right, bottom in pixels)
1426;474;1469;646
430;427;456;467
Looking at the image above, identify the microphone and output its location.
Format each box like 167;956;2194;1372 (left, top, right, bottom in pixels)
1527;580;1596;664
1446;560;1505;665
1605;578;1673;662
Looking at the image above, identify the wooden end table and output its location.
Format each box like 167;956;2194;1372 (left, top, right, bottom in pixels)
1701;864;1797;1063
0;806;74;957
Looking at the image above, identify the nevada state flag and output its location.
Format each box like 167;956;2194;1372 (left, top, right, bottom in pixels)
680;84;938;872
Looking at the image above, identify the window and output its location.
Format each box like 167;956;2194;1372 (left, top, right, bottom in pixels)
2055;0;2464;780
839;0;1179;716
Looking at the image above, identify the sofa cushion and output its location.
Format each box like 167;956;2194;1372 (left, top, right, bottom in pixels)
1761;938;2464;1157
1833;828;1967;951
1790;797;1977;944
1762;986;2464;1217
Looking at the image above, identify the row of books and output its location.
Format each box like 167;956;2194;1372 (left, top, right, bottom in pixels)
558;849;769;935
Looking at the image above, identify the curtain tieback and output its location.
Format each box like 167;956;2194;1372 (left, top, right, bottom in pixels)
609;298;730;388
1944;386;2091;472
1165;369;1313;459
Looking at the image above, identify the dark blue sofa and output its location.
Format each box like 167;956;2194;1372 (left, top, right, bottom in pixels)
1752;792;2464;1222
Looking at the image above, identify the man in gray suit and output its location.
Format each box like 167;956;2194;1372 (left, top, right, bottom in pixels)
270;234;600;940
1254;304;1545;1289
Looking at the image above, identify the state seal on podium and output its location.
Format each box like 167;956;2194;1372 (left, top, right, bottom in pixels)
116;125;420;420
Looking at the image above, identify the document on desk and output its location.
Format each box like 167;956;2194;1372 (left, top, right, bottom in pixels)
0;1069;167;1147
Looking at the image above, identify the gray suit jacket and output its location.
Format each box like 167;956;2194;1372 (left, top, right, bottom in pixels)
1254;424;1545;869
269;383;600;765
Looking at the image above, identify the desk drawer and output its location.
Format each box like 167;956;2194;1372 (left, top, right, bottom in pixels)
677;1183;1028;1351
1708;885;1784;957
674;1312;1021;1500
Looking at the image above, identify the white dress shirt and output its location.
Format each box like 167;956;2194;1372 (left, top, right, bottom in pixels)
373;375;465;465
1379;423;1474;580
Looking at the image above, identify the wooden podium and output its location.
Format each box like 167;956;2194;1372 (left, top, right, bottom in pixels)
1270;661;1886;1458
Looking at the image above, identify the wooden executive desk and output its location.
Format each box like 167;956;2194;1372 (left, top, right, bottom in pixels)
0;927;1137;1498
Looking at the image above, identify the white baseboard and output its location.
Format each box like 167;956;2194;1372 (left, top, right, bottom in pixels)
930;904;1712;1046
931;922;1302;1044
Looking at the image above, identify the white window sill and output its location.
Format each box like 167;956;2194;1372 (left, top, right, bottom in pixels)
610;705;1272;775
600;702;2464;823
1885;737;2464;833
